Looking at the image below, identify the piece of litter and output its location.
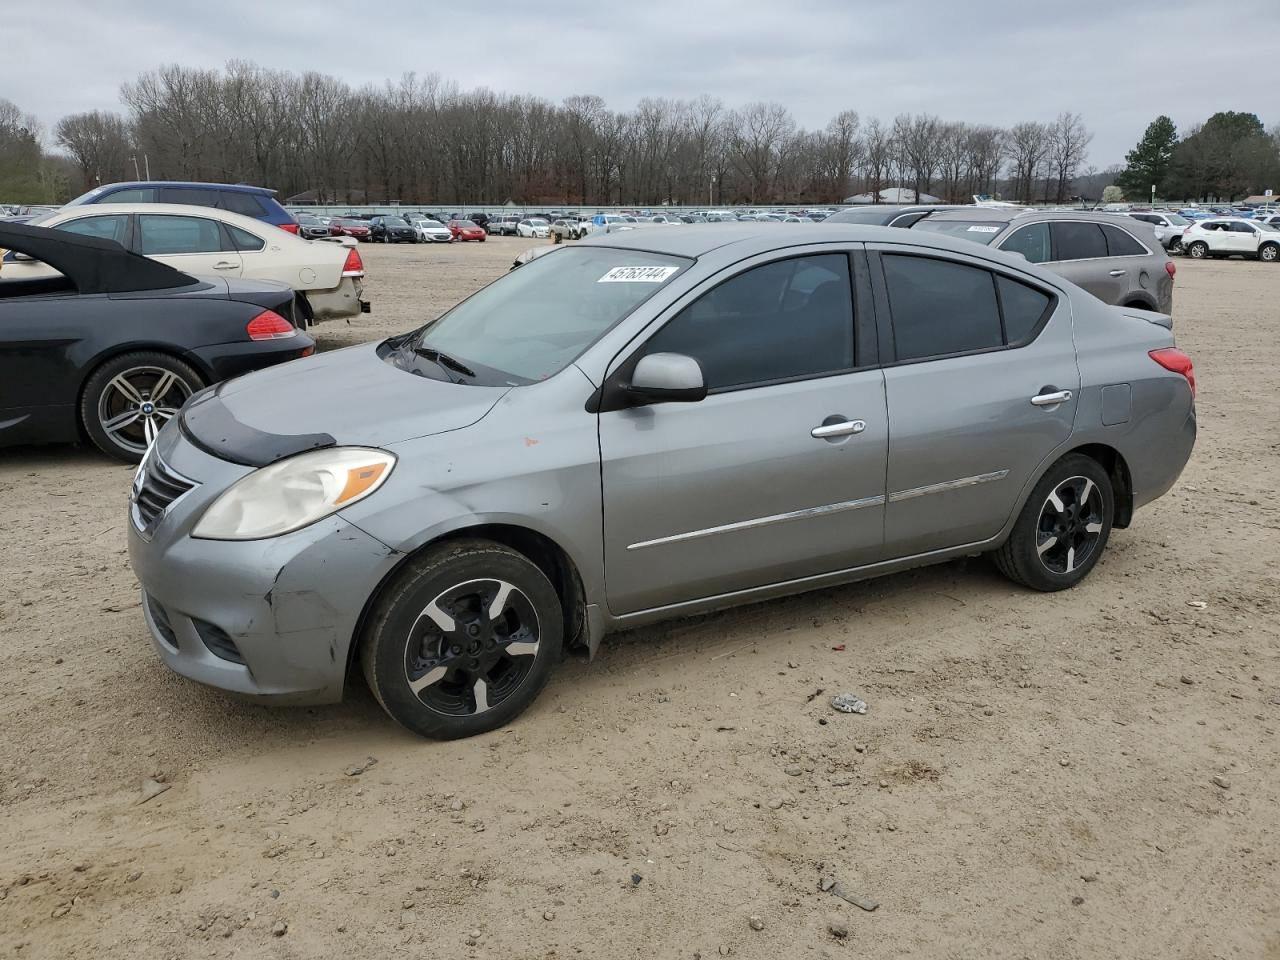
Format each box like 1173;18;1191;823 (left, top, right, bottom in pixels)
831;644;846;652
1186;600;1207;609
136;779;171;805
829;881;879;912
831;693;868;715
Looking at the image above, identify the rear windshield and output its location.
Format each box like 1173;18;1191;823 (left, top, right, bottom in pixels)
913;219;1007;244
405;247;692;385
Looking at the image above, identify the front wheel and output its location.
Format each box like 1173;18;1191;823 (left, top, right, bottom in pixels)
359;539;564;739
1168;238;1183;254
80;351;203;462
992;453;1114;592
1259;243;1278;263
1187;241;1209;259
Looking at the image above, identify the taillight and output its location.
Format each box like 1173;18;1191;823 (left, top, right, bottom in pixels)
1165;260;1176;279
1149;348;1195;399
342;247;364;275
278;222;300;234
1183;226;1191;235
246;309;296;341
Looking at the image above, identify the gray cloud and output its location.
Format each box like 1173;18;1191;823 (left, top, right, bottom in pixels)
5;0;1278;166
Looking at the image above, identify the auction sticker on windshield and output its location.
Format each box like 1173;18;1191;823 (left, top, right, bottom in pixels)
598;265;680;283
967;225;1001;233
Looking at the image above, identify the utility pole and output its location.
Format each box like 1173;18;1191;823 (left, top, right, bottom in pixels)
130;156;141;181
144;155;151;180
709;176;715;207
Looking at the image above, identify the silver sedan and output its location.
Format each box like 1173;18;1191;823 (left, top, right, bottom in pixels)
128;225;1196;738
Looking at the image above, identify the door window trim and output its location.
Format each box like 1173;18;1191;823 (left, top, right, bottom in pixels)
592;245;878;413
867;249;1059;368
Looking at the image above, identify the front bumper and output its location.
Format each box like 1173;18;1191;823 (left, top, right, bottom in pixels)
126;430;401;704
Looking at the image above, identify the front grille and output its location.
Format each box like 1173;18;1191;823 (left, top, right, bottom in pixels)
193;619;245;664
134;455;196;530
146;594;179;650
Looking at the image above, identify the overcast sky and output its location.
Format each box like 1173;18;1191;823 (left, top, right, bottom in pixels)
5;0;1278;168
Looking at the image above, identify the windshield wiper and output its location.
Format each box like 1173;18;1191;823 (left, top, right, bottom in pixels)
413;346;477;379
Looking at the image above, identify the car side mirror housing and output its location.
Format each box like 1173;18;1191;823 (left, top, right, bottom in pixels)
9;251;35;262
627;353;707;404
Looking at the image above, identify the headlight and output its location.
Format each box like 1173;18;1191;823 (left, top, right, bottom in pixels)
192;447;395;540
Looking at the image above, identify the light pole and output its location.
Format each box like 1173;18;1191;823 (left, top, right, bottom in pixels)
709;176;715;207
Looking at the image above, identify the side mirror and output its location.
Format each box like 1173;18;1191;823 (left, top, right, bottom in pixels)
10;251;35;262
628;352;707;404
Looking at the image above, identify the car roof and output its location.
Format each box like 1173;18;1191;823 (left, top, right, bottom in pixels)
926;208;1148;226
95;180;277;196
45;202;279;236
0;220;196;293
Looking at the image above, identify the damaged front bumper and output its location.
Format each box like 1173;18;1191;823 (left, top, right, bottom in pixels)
126;426;401;704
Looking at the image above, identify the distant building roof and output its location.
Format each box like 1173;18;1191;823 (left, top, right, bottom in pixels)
844;187;941;205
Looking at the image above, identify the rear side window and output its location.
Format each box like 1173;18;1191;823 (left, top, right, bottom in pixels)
158;187;218;207
98;187;156;204
219;192;268;218
883;256;1002;361
996;276;1052;344
643;254;855;390
224;224;265;252
138;214;228;255
57;214;129;244
1000;222;1051;263
883;255;1055;362
1102;224;1147;256
1051;221;1107;261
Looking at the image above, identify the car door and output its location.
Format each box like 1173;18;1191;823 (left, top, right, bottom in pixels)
598;250;887;615
0;291;98;441
136;213;242;277
869;246;1078;557
1046;221;1125;304
1229;221;1260;254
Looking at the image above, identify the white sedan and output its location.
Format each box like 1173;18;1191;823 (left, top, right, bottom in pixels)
516;217;551;238
411;218;454;243
15;204;368;323
1181;217;1280;263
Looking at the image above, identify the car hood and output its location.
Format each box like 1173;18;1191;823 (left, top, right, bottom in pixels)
181;342;510;466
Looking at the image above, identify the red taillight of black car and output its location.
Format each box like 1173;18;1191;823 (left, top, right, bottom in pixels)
246;309;297;341
1149;348;1195;400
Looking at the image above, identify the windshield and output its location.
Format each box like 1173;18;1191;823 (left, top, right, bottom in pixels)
528;218;548;225
406;247;691;385
913;219;1007;244
1164;213;1189;225
1256;220;1279;232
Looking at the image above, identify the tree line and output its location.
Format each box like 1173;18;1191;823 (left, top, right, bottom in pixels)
5;61;1096;207
1115;112;1280;202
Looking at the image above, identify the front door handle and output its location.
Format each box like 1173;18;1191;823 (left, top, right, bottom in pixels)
213;261;239;270
1108;269;1126;277
1031;390;1072;406
811;419;866;439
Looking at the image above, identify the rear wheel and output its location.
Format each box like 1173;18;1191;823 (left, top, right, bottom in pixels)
1187;241;1209;259
1259;243;1278;263
80;351;203;462
993;453;1113;591
360;539;564;739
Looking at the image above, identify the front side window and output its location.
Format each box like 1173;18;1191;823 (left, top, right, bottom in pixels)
1230;222;1257;234
138;215;227;255
57;214;129;244
642;254;854;391
408;247;691;385
999;222;1051;263
1051;221;1107;261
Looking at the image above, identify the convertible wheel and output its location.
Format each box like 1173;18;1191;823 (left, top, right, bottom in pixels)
1187;241;1209;259
360;539;564;739
992;453;1113;591
80;351;202;462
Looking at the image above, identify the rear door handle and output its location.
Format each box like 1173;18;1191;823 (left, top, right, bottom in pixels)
213;261;239;270
811;419;866;439
1031;390;1072;406
1108;269;1126;276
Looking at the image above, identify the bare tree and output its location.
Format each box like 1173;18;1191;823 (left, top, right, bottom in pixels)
1047;112;1093;203
54;111;134;189
1005;121;1051;203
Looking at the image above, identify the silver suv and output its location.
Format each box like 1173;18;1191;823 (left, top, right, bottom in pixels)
914;209;1174;314
1124;211;1192;252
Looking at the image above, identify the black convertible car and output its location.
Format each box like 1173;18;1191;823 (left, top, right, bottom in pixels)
0;221;315;462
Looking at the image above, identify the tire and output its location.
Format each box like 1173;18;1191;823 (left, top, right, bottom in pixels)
479;236;486;242
1168;238;1183;254
359;539;564;739
992;453;1114;592
1259;243;1278;263
1187;241;1209;259
80;351;204;463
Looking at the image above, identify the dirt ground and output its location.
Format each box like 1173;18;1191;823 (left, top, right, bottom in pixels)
2;237;1278;960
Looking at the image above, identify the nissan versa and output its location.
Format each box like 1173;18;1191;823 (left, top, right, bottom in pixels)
128;225;1196;739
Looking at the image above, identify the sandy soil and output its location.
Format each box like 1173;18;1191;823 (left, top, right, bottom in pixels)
1;238;1278;960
